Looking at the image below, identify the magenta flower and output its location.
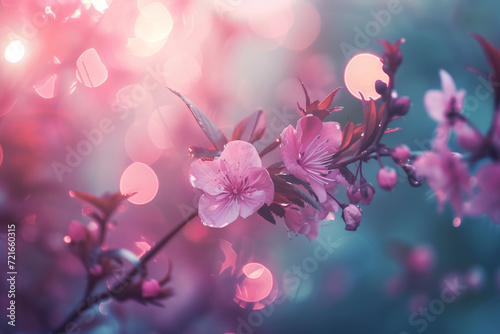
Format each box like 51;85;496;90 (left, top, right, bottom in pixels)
468;163;500;223
280;115;342;202
189;140;274;228
414;145;472;218
424;70;466;123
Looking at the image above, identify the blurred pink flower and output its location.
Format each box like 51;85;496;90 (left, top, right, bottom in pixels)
67;220;87;243
414;145;472;218
468;163;500;223
407;245;434;276
424;70;465;123
190;140;274;228
280;115;342;202
453;120;483;152
142;279;161;298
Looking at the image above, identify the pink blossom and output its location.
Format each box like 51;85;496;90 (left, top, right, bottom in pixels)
377;166;398;191
190;140;274;228
414;145;472;218
342;204;362;231
280;115;342;202
468;163;500;223
141;279;161;298
424;70;466;123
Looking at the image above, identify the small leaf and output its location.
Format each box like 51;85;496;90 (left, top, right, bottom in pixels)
231;109;267;143
277;174;319;202
257;205;276;225
338;166;355;185
69;191;130;218
168;87;228;151
188;146;220;160
384;127;402;134
269;203;286;218
472;34;500;108
291;185;321;210
318;88;340;110
267;161;284;175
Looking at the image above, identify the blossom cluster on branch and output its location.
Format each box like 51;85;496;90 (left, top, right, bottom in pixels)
56;34;500;332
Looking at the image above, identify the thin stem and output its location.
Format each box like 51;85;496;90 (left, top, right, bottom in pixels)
52;211;198;333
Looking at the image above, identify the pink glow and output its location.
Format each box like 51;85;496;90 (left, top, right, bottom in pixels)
235;262;274;303
34;74;57;99
148;107;175;150
125;122;163;164
135;240;152;258
453;217;461;227
344;53;389;100
76;48;108;88
135;2;173;43
63;236;71;243
282;2;321;51
0;144;3;166
249;6;294;39
120;162;159;205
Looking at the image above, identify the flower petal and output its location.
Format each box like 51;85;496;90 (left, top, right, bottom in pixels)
239;190;267;218
296;115;323;149
320;121;343;153
424;90;446;122
220;140;262;176
198;193;239;228
439;69;457;99
189;159;223;195
247;167;275;205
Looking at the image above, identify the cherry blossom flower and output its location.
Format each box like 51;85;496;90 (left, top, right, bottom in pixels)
189;140;274;228
467;163;500;223
280;115;342;202
424;70;466;123
414;145;472;218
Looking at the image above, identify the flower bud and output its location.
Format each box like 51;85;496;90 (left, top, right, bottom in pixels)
360;181;375;205
391;145;411;165
67;220;86;243
346;185;361;204
377;166;398;191
375;80;387;96
391;97;411;116
402;165;425;187
142;279;161;298
342;204;362;231
87;221;101;244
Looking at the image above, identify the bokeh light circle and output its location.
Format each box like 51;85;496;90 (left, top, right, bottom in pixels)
120;162;159;205
235;262;274;305
344;53;389;100
4;40;25;63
